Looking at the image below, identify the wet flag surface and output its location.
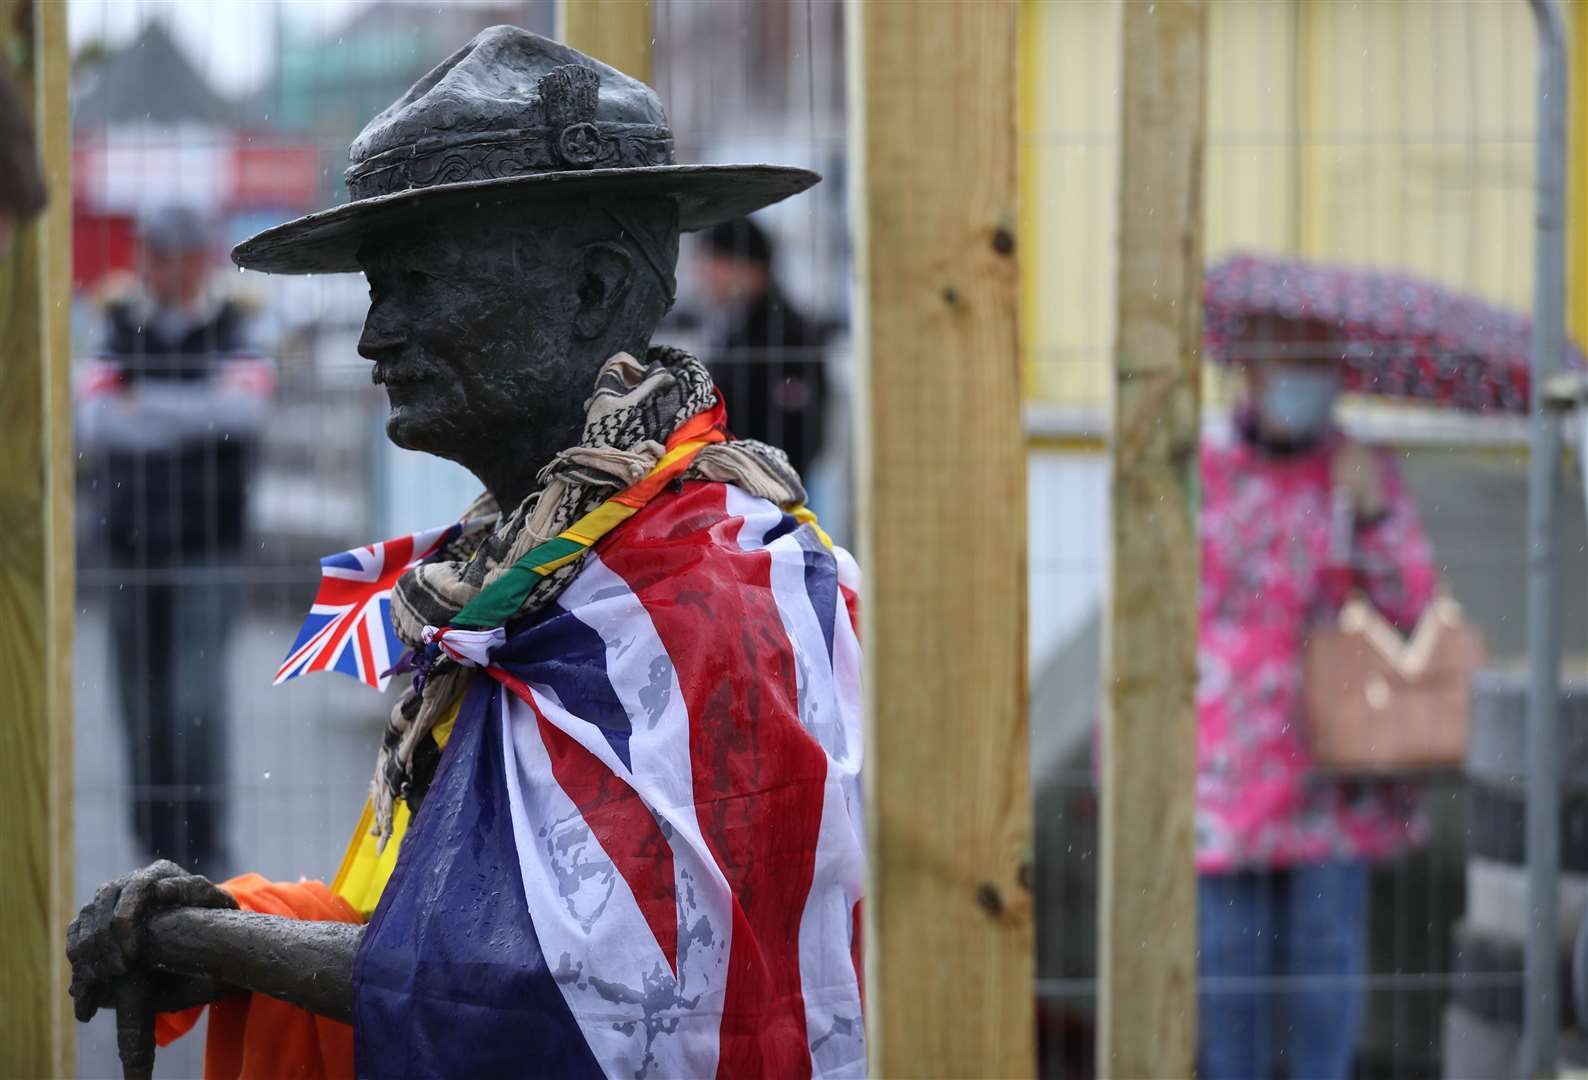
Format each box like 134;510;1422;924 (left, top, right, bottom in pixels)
353;482;868;1079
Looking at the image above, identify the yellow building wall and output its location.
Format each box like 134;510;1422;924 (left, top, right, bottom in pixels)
1021;0;1570;410
1019;0;1123;408
1572;0;1588;354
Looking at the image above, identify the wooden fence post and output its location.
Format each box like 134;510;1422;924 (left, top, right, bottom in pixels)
1097;2;1207;1078
557;0;653;85
0;0;75;1075
848;2;1033;1075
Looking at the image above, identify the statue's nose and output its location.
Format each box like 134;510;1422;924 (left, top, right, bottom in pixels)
357;312;403;363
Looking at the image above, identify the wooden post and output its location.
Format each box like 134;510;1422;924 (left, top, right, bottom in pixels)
556;0;653;84
0;0;74;1075
848;3;1032;1076
1098;2;1206;1078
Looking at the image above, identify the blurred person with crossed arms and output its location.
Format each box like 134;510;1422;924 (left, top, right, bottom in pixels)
76;205;274;877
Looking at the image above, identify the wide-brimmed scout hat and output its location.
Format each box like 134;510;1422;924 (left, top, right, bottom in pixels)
232;26;820;275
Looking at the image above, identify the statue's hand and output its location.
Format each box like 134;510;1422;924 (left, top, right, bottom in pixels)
66;860;238;1023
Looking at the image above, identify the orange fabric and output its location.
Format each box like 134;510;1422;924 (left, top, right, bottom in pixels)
153;873;363;1079
612;400;728;510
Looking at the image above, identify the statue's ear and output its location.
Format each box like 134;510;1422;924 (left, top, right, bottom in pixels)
572;241;634;340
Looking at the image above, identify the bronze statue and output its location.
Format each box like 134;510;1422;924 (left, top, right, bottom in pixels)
68;26;867;1079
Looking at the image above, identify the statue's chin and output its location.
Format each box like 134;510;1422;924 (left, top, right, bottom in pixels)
385;413;473;473
385;412;434;454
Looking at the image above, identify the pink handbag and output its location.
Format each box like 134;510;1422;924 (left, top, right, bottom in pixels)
1303;593;1486;772
1302;486;1485;772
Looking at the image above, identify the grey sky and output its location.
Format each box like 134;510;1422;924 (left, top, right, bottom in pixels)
69;0;363;97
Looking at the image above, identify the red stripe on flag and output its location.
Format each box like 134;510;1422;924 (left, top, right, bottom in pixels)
850;898;865;1020
489;668;680;975
839;585;861;642
599;482;828;1080
312;537;416;607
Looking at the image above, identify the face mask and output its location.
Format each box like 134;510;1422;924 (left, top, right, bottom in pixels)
1257;368;1340;439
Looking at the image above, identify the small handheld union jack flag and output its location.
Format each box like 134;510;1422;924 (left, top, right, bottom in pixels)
273;520;465;691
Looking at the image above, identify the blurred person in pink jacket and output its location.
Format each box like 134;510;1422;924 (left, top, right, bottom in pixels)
1196;340;1438;1080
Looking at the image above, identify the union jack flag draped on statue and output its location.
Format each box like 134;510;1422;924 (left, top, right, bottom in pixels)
353;484;869;1076
274;482;867;1076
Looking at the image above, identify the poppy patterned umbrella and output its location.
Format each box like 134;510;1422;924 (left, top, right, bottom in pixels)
1203;253;1586;414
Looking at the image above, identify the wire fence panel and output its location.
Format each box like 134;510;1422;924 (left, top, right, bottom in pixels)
1022;1;1585;1077
64;1;1585;1077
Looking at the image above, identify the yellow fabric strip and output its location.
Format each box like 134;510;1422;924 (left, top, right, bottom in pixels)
655;438;708;471
331;701;462;918
560;500;640;546
329;800;377;900
331;800;407;919
530;547;590;576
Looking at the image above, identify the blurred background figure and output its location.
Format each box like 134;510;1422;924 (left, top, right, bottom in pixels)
695;215;829;483
75;204;274;877
1195;327;1439;1080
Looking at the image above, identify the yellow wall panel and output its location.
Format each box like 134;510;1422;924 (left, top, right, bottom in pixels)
1570;0;1588;351
1300;0;1535;308
1020;0;1120;407
1022;0;1551;409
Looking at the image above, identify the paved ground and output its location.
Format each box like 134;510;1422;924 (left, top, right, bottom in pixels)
73;593;399;1079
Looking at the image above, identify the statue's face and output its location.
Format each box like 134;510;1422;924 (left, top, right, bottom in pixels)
355;213;586;463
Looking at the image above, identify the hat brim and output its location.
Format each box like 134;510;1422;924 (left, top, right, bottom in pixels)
231;164;820;274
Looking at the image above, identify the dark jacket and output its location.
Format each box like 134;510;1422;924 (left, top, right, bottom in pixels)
704;284;828;480
91;297;257;564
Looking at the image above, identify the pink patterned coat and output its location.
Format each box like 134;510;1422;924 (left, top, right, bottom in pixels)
1196;424;1439;873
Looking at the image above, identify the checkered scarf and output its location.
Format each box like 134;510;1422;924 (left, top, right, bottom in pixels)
370;346;805;843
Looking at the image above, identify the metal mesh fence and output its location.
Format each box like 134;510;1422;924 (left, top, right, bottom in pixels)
1023;2;1584;1077
64;0;1583;1076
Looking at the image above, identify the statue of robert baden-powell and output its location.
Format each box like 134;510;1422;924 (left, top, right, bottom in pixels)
68;26;867;1079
